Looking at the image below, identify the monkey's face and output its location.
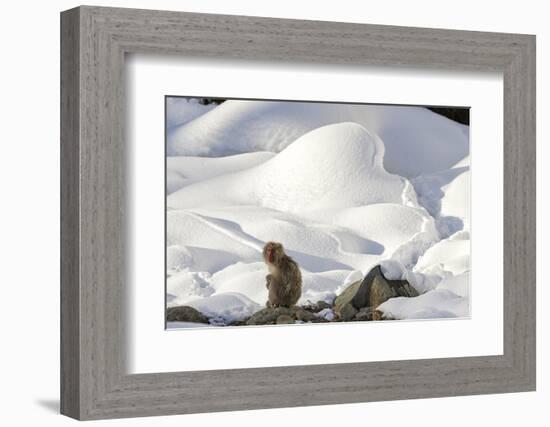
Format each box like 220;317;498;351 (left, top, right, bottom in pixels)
263;241;283;264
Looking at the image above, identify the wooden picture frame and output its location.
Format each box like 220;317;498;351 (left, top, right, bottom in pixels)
60;5;536;420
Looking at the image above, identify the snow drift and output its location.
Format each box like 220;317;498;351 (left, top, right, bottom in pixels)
168;99;469;178
168;122;417;213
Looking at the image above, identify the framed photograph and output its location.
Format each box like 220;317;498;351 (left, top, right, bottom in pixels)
60;6;536;420
164;96;471;330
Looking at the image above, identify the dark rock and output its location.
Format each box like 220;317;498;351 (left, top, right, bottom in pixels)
295;308;317;322
334;281;362;315
334;265;419;316
315;301;332;311
363;266;418;308
372;310;384;321
227;319;248;326
246;305;331;325
276;315;295;324
353;307;386;321
310;316;330;323
166;306;209;324
353;310;371;321
246;307;294;325
338;303;358;321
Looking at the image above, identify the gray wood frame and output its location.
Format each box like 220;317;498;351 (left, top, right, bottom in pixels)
60;5;536;421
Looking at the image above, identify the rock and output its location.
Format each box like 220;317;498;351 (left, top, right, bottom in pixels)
339;303;358;321
208;316;227;326
246;305;331;325
276;315;295;324
316;308;335;321
315;301;332;312
372;310;384;321
295;308;317;322
333;281;362;315
354;307;386;321
353;310;371;321
363;265;418;308
246;307;294;325
335;265;419;317
166;306;209;323
227;319;248;326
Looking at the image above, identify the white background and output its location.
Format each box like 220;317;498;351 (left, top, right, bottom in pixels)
129;57;503;373
0;0;546;426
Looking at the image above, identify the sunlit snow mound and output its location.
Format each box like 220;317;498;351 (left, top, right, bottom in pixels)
168;100;468;178
167;152;274;194
168;122;417;213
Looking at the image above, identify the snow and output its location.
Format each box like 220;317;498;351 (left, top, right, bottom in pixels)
377;288;469;319
412;161;470;238
165;99;470;328
167;270;215;306
436;272;470;298
167;151;274;194
168;123;417;212
186;292;262;325
316;308;336;321
168;100;469;178
414;232;470;277
166;98;216;134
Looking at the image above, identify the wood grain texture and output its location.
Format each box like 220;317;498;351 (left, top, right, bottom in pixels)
60;7;80;419
60;5;536;420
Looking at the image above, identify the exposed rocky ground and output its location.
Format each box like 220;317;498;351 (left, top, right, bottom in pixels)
166;265;418;326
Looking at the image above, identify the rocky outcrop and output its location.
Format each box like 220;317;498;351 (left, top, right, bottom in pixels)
334;265;418;319
245;306;327;326
166;305;209;323
276;315;295;324
166;267;416;326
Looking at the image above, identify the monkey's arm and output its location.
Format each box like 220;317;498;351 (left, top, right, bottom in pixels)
265;274;272;289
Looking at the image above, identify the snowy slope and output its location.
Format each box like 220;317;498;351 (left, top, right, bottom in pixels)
412;157;470;237
167;151;274;194
166;97;216;129
168;100;469;178
168;123;417;212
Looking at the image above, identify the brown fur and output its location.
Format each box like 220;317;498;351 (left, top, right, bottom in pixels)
262;241;302;308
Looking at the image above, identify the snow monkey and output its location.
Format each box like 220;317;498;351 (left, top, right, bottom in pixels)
263;241;302;308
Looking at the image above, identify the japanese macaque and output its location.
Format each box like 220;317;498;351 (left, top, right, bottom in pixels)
263;241;302;308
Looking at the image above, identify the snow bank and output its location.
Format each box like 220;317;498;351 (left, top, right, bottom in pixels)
168;123;416;213
166;245;194;272
372;230;470;319
412;159;470;237
377;288;469;319
439;170;470;230
166;97;216;130
167;152;274;194
329;204;439;265
166;210;262;270
186;292;262;324
414;233;470;277
436;272;470;298
168;99;468;178
167;270;215;306
210;262;269;305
